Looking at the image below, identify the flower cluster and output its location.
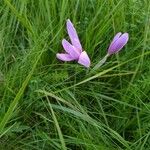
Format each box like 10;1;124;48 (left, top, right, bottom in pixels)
56;19;129;69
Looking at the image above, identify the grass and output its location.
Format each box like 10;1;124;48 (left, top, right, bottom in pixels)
0;0;150;149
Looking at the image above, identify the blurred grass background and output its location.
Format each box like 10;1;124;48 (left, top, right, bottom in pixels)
0;0;150;149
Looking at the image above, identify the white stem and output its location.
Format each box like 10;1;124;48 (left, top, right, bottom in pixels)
92;54;109;71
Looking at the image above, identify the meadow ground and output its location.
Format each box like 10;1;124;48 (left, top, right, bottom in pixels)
0;0;150;149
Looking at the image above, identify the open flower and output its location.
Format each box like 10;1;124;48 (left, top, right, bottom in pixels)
108;32;129;55
56;19;91;68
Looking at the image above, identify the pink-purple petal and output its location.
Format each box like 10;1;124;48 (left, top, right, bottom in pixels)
108;32;122;53
66;19;82;53
78;51;91;68
108;33;129;55
56;53;74;61
62;39;80;59
111;32;122;44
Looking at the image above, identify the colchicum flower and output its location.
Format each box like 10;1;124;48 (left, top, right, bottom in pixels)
93;32;129;71
107;32;129;55
56;19;91;68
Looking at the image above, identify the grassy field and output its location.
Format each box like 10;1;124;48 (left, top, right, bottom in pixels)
0;0;150;149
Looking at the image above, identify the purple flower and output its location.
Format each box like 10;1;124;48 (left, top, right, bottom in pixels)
56;19;91;68
108;32;129;55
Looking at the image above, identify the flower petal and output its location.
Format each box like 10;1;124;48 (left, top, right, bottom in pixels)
108;32;122;53
56;53;74;61
66;19;82;53
108;33;129;55
111;32;122;44
78;51;90;68
62;39;80;59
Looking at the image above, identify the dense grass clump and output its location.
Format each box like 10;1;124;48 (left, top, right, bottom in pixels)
0;0;150;149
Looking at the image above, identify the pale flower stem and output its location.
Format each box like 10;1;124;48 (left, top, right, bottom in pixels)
92;54;109;71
